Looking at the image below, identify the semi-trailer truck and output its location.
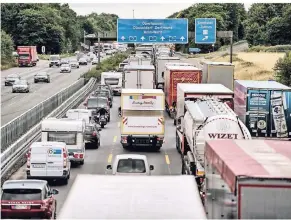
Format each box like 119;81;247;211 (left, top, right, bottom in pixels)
17;46;38;67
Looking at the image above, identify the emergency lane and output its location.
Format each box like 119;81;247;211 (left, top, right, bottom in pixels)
8;95;182;213
1;56;108;125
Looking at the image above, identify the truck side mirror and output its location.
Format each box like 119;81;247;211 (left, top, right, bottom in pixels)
150;165;154;170
83;102;87;106
51;189;59;195
106;165;112;170
161;72;164;78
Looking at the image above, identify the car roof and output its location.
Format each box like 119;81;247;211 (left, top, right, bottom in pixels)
7;74;19;77
115;154;147;160
36;72;47;75
2;180;47;190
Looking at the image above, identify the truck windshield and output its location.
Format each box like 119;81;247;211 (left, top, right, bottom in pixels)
105;78;119;85
117;159;146;173
47;132;76;145
2;189;42;200
18;54;29;59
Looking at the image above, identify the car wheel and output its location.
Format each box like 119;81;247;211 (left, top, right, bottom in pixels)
5;83;8;86
47;80;50;83
53;205;57;219
26;90;29;93
63;177;68;185
77;66;79;68
34;81;37;83
80;160;84;165
12;90;15;93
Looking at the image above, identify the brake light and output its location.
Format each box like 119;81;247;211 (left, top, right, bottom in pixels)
79;154;84;159
63;148;67;168
92;131;97;136
27;148;31;168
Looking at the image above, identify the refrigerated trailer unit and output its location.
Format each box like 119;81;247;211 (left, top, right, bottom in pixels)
120;89;165;151
177;100;251;182
201;61;235;90
123;65;155;89
175;83;234;125
155;56;180;89
204;139;291;219
234;80;291;138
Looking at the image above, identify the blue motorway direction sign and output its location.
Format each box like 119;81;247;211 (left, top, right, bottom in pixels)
195;18;216;44
117;19;188;44
189;48;201;53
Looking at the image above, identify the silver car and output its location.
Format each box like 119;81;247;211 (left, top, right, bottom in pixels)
92;58;99;65
60;64;71;73
12;79;30;93
78;58;87;65
34;72;50;83
70;60;79;68
4;74;21;86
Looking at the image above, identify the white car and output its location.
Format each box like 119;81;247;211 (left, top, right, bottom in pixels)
105;50;113;55
92;58;99;65
60;63;71;73
12;79;30;93
106;154;154;175
79;57;88;65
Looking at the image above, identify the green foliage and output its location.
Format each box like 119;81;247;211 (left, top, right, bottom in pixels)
1;3;118;54
1;30;17;70
38;53;75;60
274;52;291;86
244;3;291;46
84;52;129;79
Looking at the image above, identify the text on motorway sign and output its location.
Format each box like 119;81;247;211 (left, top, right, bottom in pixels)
117;19;188;44
195;18;216;44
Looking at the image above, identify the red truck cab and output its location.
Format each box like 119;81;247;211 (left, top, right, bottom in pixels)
17;46;38;67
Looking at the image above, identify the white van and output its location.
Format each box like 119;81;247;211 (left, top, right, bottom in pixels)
26;142;71;184
100;72;122;95
41;118;86;165
65;109;93;124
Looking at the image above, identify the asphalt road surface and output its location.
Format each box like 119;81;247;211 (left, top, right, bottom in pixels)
9;95;182;214
1;57;105;125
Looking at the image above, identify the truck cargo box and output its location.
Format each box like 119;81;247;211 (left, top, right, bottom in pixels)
17;46;38;67
204;139;291;219
164;65;202;110
123;65;155;89
128;55;152;66
234;80;291;138
201;61;234;90
176;83;234;121
58;175;206;219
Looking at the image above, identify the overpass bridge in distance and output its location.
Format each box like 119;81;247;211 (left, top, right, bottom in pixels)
85;31;195;44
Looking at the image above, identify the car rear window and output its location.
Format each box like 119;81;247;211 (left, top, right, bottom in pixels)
2;189;42;200
85;126;94;133
117;159;146;173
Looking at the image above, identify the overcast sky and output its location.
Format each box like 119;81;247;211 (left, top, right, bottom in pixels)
69;3;252;18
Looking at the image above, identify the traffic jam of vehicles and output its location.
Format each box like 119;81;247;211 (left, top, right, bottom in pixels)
1;42;291;219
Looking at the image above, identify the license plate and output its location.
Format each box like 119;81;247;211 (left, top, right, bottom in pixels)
32;164;45;168
12;205;29;209
69;156;74;159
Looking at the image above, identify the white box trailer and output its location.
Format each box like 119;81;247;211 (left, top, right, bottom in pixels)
177;100;252;179
65;109;93;124
123;65;155;89
155;56;180;89
128;55;152;66
100;71;122;95
204;139;291;219
120;89;165;150
58;175;207;219
201;61;235;90
176;83;234;124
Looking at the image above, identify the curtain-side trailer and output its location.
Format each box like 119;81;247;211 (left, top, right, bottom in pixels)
204;139;291;219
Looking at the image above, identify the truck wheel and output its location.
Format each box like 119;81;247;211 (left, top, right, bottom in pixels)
155;146;161;151
101;124;104;128
63;177;68;185
174;119;176;126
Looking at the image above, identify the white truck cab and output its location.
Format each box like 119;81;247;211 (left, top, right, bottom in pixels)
26;142;71;184
100;72;122;95
107;154;154;175
65;109;93;124
41;118;86;165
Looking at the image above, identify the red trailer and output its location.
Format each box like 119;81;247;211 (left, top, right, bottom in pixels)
17;46;38;67
163;64;202;118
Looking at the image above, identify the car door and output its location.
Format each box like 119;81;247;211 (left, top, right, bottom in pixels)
46;147;64;177
30;147;48;177
94;125;100;140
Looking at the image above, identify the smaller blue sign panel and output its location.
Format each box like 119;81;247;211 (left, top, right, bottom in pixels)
189;48;201;53
117;19;188;44
195;18;216;44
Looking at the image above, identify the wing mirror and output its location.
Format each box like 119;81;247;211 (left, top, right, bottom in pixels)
83;102;87;106
50;189;59;195
150;165;154;170
161;72;164;78
106;165;112;170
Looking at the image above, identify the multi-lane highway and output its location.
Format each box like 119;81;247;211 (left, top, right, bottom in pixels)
1;58;103;125
9;95;182;213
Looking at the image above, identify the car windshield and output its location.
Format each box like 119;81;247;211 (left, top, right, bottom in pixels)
47;132;76;145
71;60;77;63
87;98;107;108
50;56;59;61
2;188;42;200
36;72;47;76
62;64;70;67
7;75;19;79
80;58;86;61
117;159;146;173
94;90;109;97
85;125;94;133
15;80;27;85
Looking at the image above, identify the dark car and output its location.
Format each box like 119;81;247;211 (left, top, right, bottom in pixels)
92;90;113;108
84;124;101;149
4;74;21;86
1;179;59;219
84;96;110;122
34;72;50;83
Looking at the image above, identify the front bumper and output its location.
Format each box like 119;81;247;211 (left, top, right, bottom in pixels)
12;87;28;92
121;135;164;147
60;69;71;72
34;78;48;82
1;210;49;219
5;81;15;86
113;88;121;95
26;170;69;179
79;62;87;65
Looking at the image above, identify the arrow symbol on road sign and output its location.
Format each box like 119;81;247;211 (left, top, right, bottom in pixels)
202;36;208;41
160;36;165;41
121;36;125;41
180;36;185;41
141;36;145;41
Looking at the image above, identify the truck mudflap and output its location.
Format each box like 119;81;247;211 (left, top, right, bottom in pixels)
120;135;164;150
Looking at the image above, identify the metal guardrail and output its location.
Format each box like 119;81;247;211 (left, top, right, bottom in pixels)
1;79;85;152
1;78;96;177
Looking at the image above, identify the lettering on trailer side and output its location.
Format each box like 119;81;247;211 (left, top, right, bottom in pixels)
208;133;239;139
